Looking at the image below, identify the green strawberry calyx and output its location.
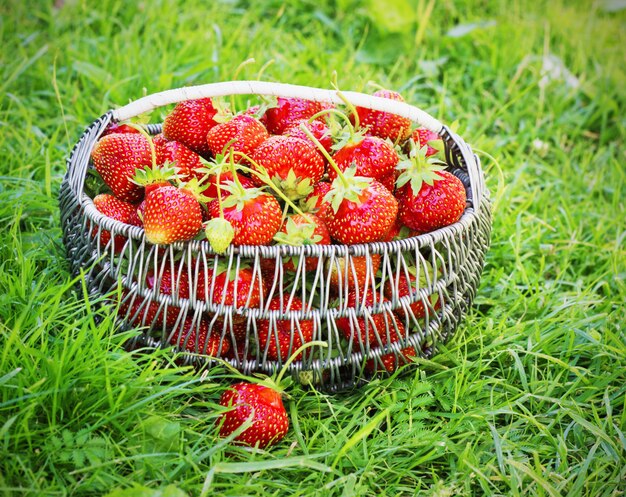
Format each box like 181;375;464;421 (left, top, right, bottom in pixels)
275;168;314;201
178;177;213;205
324;166;373;213
396;141;447;194
132;163;179;187
273;215;323;246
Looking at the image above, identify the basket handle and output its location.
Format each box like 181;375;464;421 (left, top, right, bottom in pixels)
113;81;444;132
111;81;483;208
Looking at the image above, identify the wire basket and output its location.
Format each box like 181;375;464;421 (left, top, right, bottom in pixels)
59;81;491;391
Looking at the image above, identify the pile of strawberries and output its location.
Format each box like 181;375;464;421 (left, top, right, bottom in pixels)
88;87;467;449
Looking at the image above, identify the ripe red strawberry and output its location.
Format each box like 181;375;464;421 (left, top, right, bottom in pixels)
250;135;325;200
335;288;390;346
153;134;205;181
329;135;399;184
411;128;443;157
383;266;440;320
91;133;152;202
206;114;269;160
284;119;333;153
217;382;289;448
365;322;416;374
327;254;381;290
301;181;332;219
323;172;398;244
207;185;282;246
263;97;332;134
396;170;466;233
395;144;466;233
257;296;314;362
169;317;231;356
102;122;141;136
196;265;263;310
119;266;190;328
143;181;205;245
92;194;140;251
162;98;219;157
352;89;412;143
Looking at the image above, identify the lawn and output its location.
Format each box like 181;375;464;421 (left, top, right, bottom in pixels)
1;0;624;496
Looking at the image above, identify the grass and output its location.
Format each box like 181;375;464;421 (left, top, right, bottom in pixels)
1;0;624;495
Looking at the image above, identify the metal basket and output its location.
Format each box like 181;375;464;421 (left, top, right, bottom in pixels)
59;81;491;391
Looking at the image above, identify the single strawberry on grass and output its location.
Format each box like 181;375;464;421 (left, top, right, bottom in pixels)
217;382;289;449
395;144;466;233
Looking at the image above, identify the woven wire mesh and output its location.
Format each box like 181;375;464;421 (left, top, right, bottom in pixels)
59;109;491;391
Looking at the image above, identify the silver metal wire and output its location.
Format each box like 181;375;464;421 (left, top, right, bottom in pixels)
59;90;492;390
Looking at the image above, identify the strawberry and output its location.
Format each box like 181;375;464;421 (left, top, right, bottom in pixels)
383;265;440;320
169;317;231;356
250;135;325;200
102;122;141;136
327;253;381;290
335;289;415;373
92;194;140;251
395;146;466;233
352;89;412;143
91;133;152;202
263;97;332;134
365;322;416;374
196;265;263;310
273;214;330;272
152;134;205;181
380;219;415;242
207;184;282;246
329;135;399;185
301;181;332;219
143;180;206;245
410;128;443;157
217;382;288;448
396;171;465;233
127;200;145;228
162;98;219;157
119;266;190;328
257;296;314;362
206;114;269;160
335;288;390;346
284;119;333;153
323;170;398;245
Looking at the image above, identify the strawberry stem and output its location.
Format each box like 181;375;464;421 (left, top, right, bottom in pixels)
307;107;356;141
230;152;308;217
366;80;387;92
231;58;256;110
298;124;349;188
256;59;274;81
331;71;360;130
